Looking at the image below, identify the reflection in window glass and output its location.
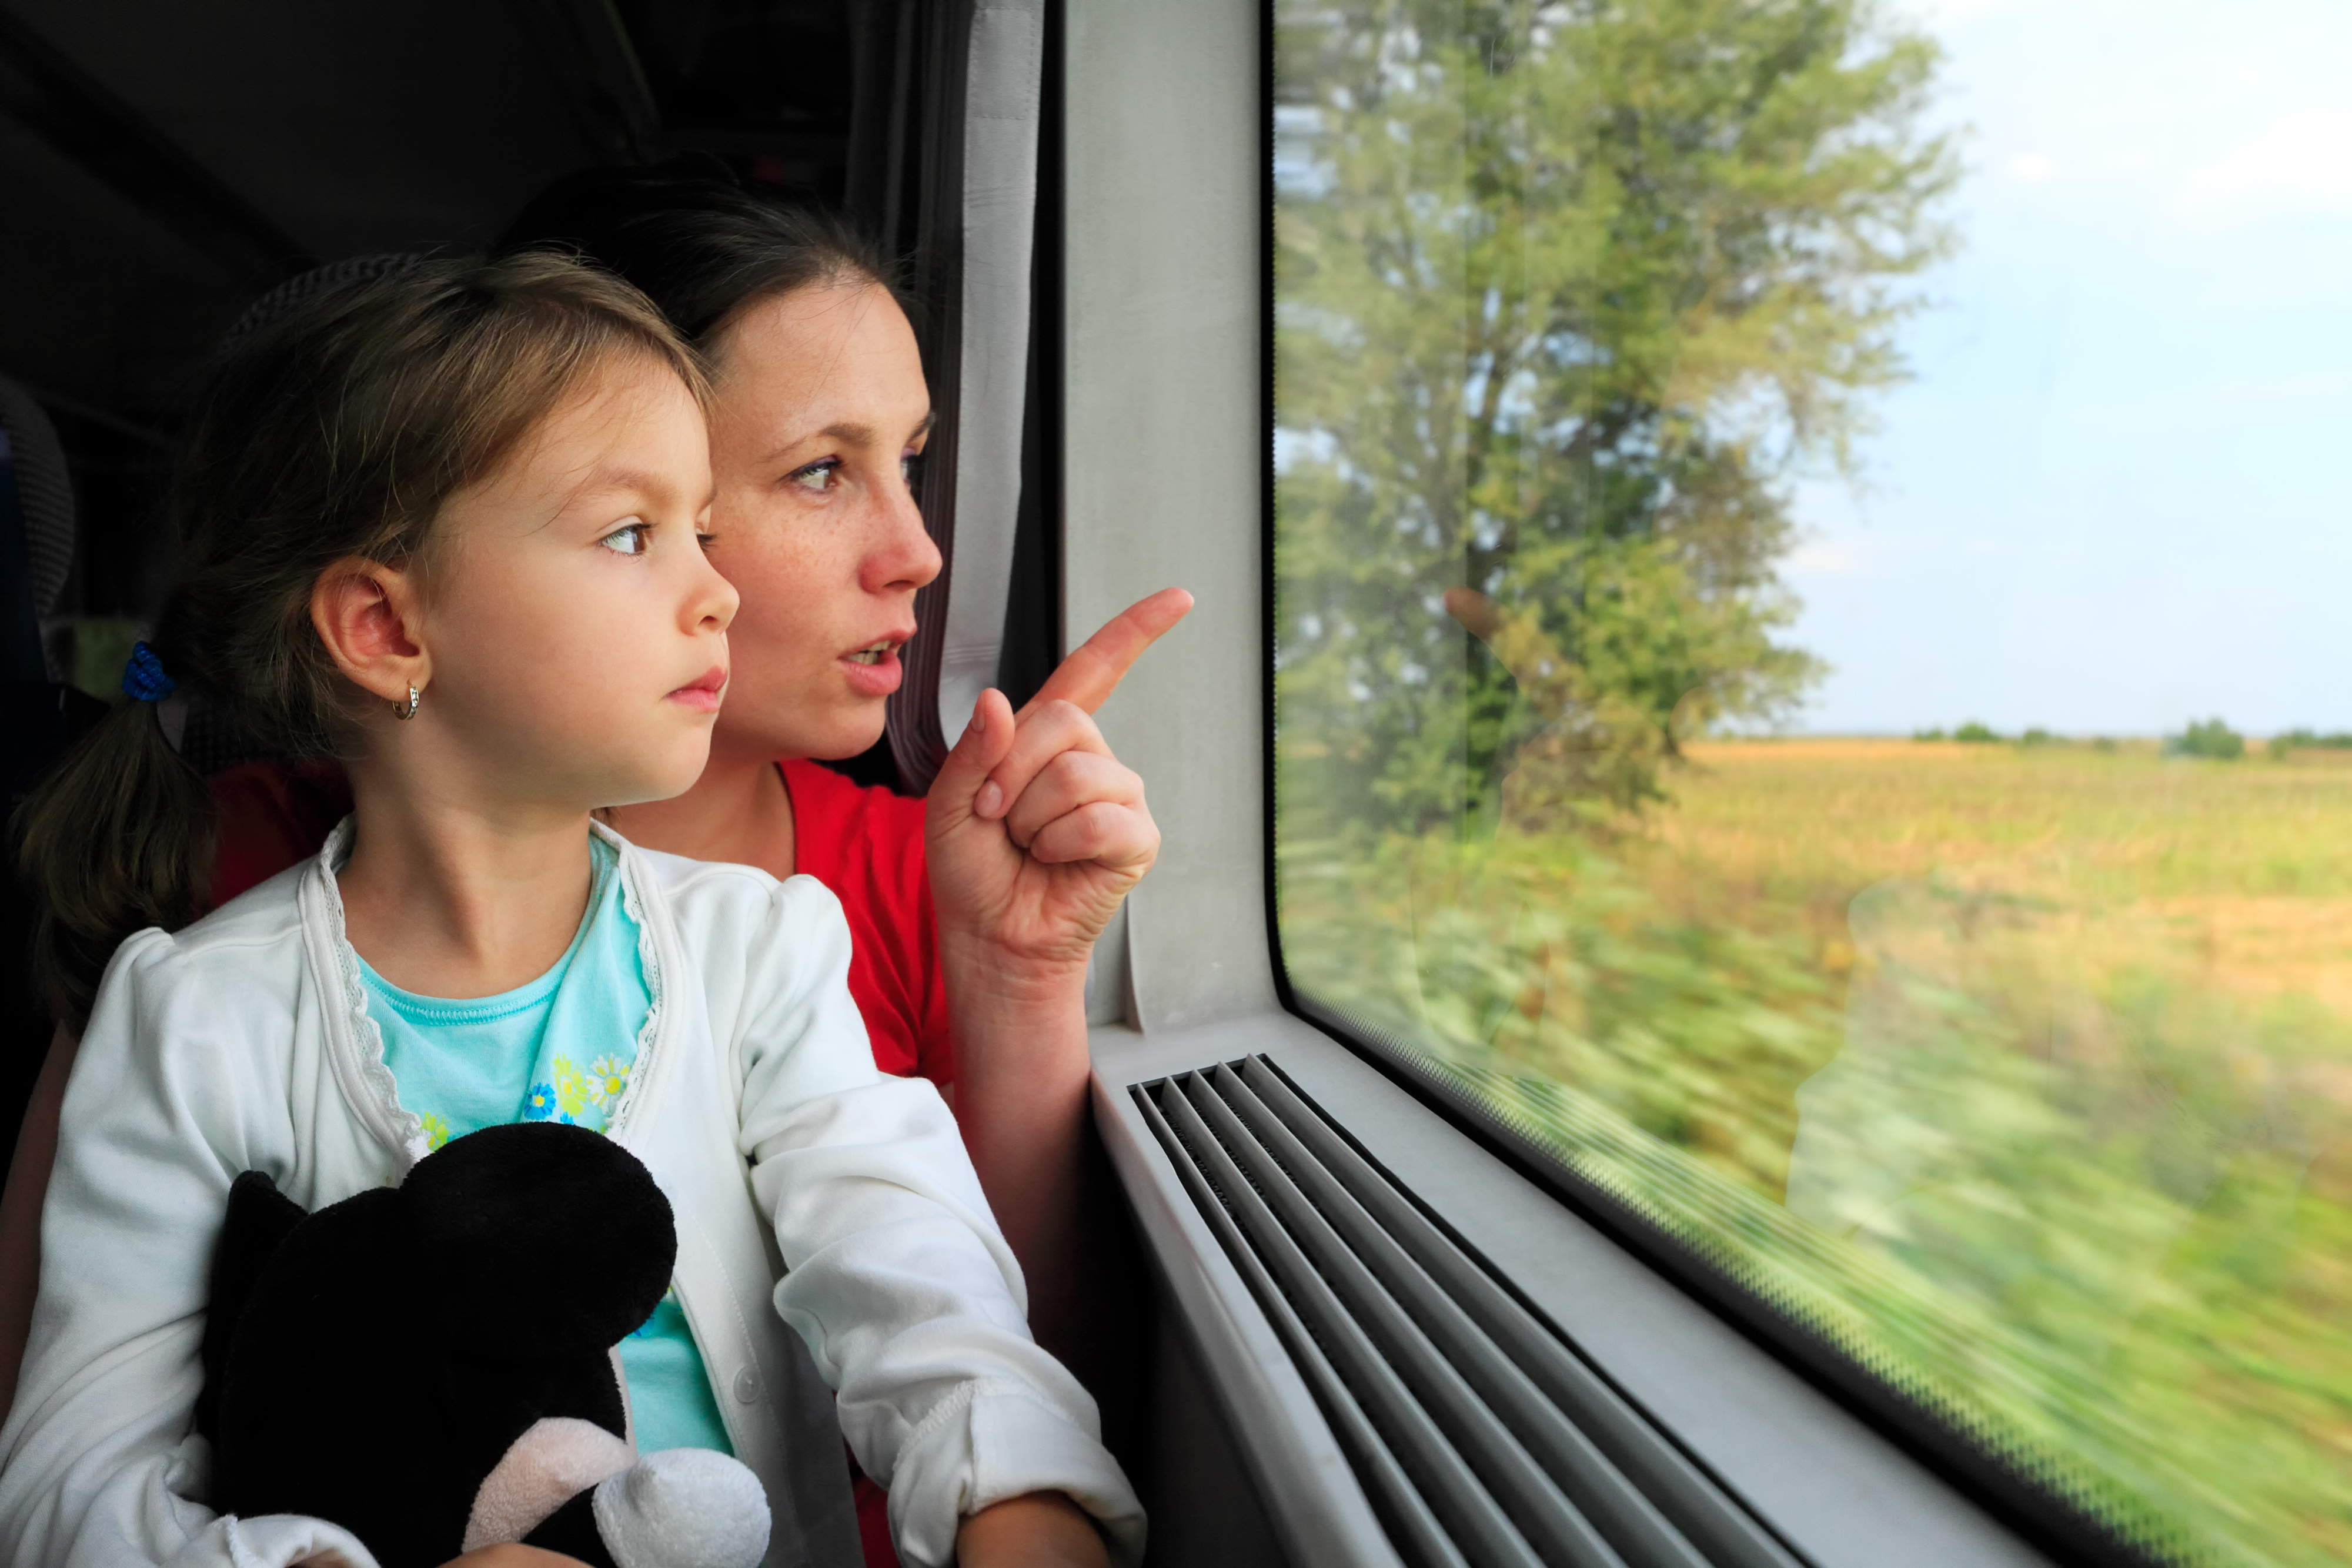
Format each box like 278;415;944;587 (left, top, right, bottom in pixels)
1271;4;2351;1564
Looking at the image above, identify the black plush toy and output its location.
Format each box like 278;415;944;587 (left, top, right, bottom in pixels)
199;1121;773;1568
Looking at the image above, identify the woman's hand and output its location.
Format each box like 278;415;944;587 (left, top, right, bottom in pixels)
926;588;1192;992
954;1492;1108;1568
437;1546;588;1567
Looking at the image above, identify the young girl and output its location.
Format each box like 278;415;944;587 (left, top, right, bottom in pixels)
0;255;1138;1568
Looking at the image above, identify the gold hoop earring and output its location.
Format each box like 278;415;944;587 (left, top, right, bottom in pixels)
393;683;422;721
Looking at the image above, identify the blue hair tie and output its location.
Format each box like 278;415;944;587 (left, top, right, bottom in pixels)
121;641;178;703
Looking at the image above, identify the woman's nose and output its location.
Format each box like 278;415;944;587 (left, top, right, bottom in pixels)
863;465;943;596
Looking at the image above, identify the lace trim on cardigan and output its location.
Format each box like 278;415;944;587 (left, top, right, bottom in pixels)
312;817;429;1164
597;820;667;1137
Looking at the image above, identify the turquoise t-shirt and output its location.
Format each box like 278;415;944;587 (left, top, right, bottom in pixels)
356;835;732;1456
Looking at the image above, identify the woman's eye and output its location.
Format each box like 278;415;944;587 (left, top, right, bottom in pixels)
599;521;652;556
901;451;924;485
786;457;842;494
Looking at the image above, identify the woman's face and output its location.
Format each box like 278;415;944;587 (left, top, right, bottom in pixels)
701;281;938;764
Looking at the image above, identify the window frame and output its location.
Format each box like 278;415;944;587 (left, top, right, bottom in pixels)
1060;1;2121;1564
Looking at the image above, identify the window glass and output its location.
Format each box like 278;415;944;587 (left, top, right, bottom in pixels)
1271;4;2351;1563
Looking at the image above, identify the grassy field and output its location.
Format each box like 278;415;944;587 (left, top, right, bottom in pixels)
1278;738;2352;1568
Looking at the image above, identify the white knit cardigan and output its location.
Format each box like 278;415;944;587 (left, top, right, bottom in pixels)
0;821;1141;1568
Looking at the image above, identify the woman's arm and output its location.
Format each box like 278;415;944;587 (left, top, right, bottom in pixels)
0;1024;75;1420
923;590;1189;1351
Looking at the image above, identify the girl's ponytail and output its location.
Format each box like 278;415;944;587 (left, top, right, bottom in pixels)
14;664;215;1028
12;250;701;1032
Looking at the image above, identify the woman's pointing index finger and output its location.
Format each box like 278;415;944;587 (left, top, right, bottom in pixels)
1017;587;1195;718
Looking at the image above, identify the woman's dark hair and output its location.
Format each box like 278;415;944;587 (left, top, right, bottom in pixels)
14;252;705;1028
500;160;913;351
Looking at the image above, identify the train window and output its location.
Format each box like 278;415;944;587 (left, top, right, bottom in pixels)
1271;4;2349;1567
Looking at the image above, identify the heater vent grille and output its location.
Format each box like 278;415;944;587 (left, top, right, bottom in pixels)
1135;1058;1808;1568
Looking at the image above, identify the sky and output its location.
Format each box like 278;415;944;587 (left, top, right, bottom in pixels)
1781;0;2352;737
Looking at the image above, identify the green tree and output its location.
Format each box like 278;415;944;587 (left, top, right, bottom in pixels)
2171;718;2246;761
1275;0;1956;831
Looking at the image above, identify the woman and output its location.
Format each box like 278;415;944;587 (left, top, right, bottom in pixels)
0;175;1187;1567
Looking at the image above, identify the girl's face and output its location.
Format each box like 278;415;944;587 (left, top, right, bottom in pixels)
701;282;938;764
419;355;737;809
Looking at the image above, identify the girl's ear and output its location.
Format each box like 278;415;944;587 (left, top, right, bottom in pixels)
311;556;429;707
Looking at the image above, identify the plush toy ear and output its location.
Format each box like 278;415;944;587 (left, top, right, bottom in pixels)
400;1122;677;1356
197;1171;308;1445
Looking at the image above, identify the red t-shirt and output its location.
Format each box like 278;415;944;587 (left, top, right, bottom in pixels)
208;759;355;910
203;757;946;1567
773;760;954;1088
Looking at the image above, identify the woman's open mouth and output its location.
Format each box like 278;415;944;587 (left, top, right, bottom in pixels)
838;636;909;697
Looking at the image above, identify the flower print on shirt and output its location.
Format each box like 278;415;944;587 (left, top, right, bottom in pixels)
552;1062;582;1119
554;1057;594;1125
417;1112;453;1152
589;1054;633;1111
523;1082;558;1121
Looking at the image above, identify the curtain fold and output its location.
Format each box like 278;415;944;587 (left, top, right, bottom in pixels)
883;0;1043;794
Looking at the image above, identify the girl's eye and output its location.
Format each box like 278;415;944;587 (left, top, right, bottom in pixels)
786;457;842;494
901;451;924;485
599;520;652;556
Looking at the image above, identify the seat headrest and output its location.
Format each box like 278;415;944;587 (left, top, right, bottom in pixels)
0;375;76;626
221;253;427;351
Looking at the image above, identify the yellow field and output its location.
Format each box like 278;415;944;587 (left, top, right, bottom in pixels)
1663;740;2352;1118
1676;737;2352;901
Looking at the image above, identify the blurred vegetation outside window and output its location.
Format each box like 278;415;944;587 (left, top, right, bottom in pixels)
1271;4;2350;1565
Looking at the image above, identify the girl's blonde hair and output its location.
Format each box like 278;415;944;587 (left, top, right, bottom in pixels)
15;251;709;1028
